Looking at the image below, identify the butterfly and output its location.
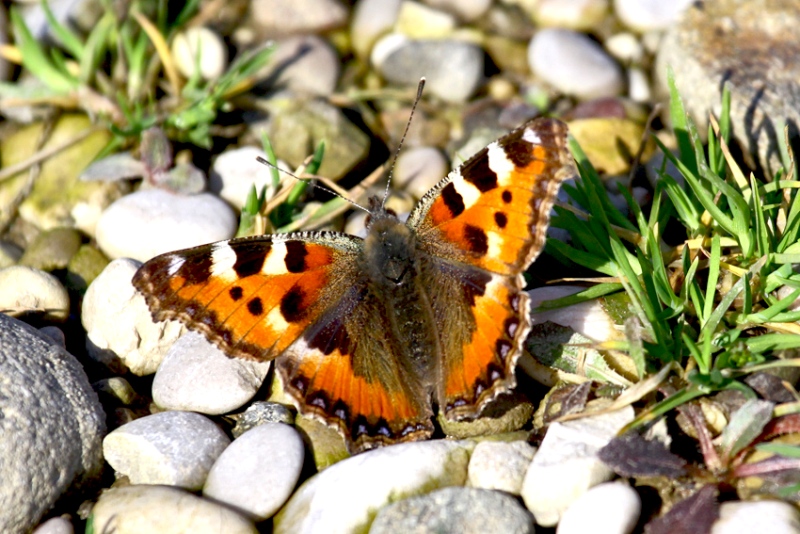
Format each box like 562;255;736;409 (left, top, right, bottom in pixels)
132;117;574;453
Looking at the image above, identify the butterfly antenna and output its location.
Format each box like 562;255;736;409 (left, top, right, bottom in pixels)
256;157;370;213
381;77;426;209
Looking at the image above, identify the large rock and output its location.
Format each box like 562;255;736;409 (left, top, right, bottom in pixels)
0;314;106;532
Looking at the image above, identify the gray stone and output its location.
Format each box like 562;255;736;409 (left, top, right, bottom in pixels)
103;411;230;490
274;440;474;533
372;35;484;103
95;189;237;262
655;0;800;178
370;487;534;534
89;485;257;534
248;0;348;38
0;266;70;321
528;28;623;100
82;258;185;375
152;331;271;415
0;314;105;533
204;423;305;520
394;146;449;200
467;440;536;495
18;227;82;271
231;402;295;438
259;35;340;97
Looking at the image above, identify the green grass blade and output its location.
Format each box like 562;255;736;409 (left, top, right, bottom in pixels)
42;0;85;60
703;235;721;323
667;66;697;177
10;7;78;93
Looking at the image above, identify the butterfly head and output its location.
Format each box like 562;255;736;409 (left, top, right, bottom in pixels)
362;196;417;285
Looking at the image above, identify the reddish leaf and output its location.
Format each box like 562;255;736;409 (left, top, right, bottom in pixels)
645;485;719;534
598;431;687;478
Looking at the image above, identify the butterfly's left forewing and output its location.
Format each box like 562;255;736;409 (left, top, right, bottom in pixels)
407;118;574;419
133;232;433;453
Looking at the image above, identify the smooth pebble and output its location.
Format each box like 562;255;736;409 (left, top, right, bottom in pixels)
711;500;800;534
528;28;623;100
467;440;536;495
152;331;271;415
32;516;74;534
421;0;492;21
529;285;621;343
521;406;635;526
0;314;105;533
370;486;534;534
249;0;348;37
557;482;641;534
372;34;483;103
394;146;449;199
532;0;608;31
613;0;695;32
204;423;305;520
351;0;402;58
103;411;230;490
90;485;256;534
274;440;474;533
396;1;457;38
209;146;278;209
0;266;69;321
82;258;185;375
95;189;237;262
260;35;340;96
171;26;227;80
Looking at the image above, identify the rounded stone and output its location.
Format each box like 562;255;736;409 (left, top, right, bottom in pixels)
204;423;305;520
0;265;70;321
613;0;695;32
82;258;185;375
712;500;800;534
532;0;608;31
350;0;402;58
421;0;492;21
32;516;74;534
528;28;624;100
372;34;484;103
209;146;278;209
152;331;271;415
248;0;348;38
0;314;105;533
258;35;340;97
467;440;536;495
521;406;635;527
274;440;474;533
557;482;641;534
95;189;237;262
89;485;257;534
171;26;228;81
103;411;230;490
370;487;534;534
393;146;449;200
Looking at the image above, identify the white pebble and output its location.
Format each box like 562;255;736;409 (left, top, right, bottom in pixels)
613;0;695;33
351;0;402;58
712;500;800;534
394;146;449;199
209;146;277;209
557;482;641;534
605;32;644;64
204;423;305;520
521;406;635;527
152;331;271;415
171;27;227;80
627;67;651;102
82;258;185;376
260;35;340;96
532;0;608;31
103;411;230;490
467;440;536;495
528;28;623;100
0;266;69;321
96;189;237;262
421;0;492;21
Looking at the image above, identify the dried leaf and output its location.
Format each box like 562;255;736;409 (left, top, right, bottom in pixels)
745;373;795;403
544;382;591;423
598;431;687;478
645;485;719;534
719;399;775;463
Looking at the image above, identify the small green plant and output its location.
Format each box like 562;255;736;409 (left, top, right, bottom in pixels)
1;0;273;151
543;67;800;496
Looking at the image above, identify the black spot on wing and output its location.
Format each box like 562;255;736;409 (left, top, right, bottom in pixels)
441;182;465;217
284;241;309;274
247;297;264;316
280;284;309;323
229;286;243;301
463;224;488;256
232;242;270;278
498;127;535;168
460;147;498;192
494;211;508;228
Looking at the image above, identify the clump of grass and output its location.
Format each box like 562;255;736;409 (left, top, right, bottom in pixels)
0;0;273;152
543;67;800;496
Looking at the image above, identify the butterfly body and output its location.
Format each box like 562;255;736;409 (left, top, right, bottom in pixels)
133;118;574;453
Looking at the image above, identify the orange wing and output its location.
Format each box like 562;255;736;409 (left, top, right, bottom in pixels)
133;231;433;453
406;118;574;419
